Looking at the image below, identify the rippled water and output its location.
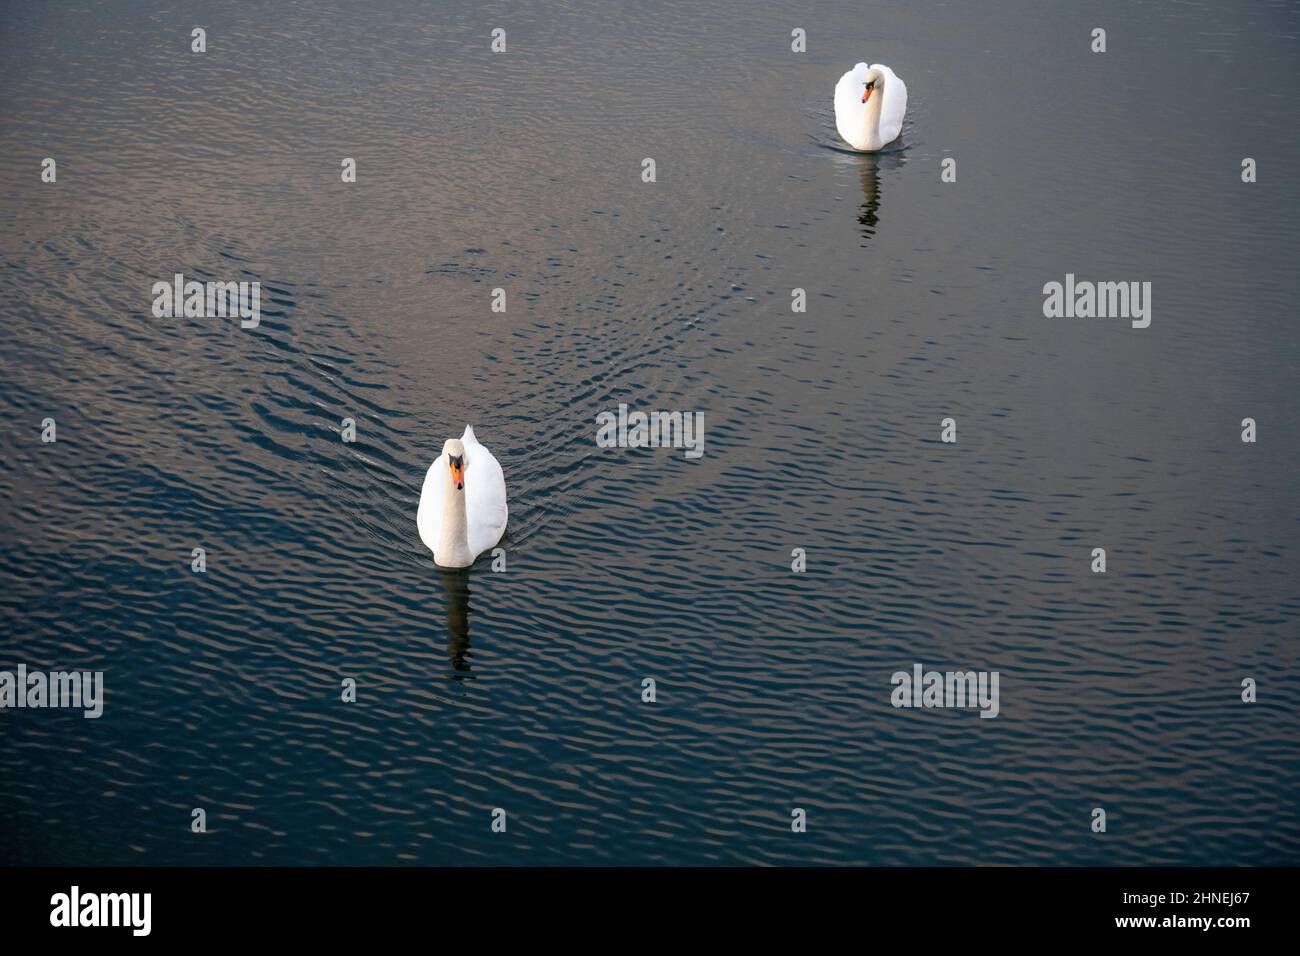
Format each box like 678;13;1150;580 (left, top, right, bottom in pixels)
2;0;1298;865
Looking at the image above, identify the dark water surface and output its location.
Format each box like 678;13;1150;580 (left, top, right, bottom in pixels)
2;0;1297;865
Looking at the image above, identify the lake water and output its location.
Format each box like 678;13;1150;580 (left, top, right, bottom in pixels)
1;0;1297;865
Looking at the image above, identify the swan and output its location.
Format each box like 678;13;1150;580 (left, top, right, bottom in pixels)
834;62;907;152
417;425;508;568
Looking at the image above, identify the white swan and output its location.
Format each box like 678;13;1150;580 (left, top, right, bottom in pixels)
417;425;508;568
834;62;907;152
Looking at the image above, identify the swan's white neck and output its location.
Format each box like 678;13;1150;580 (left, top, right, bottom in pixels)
436;476;472;567
861;76;884;144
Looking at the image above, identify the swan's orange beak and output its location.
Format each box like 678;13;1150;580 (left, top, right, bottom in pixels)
449;458;464;491
862;87;873;104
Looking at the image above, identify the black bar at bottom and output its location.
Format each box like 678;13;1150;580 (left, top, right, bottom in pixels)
0;866;1287;940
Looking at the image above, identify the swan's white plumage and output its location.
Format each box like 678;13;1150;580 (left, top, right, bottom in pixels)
417;425;508;566
834;62;907;151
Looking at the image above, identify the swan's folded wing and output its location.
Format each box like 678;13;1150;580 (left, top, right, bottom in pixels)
880;70;907;145
465;444;508;558
833;63;868;123
416;455;446;553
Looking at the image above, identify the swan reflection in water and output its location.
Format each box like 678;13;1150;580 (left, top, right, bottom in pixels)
853;148;907;244
441;571;474;679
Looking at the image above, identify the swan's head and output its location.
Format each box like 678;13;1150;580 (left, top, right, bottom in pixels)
862;67;884;103
442;438;466;491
